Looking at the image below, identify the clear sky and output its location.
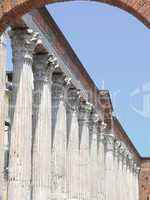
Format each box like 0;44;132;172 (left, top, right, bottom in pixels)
46;1;150;156
6;1;150;156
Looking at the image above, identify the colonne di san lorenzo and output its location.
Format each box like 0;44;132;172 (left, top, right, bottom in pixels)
0;4;150;200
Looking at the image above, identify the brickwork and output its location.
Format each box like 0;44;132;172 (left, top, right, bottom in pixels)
1;0;150;33
139;158;150;200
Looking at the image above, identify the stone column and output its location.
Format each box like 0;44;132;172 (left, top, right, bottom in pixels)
51;73;68;199
114;140;120;200
8;28;38;200
133;162;140;200
118;144;125;200
135;166;140;200
126;154;131;200
0;32;7;200
89;112;99;200
129;157;134;200
104;133;115;200
66;88;80;199
97;122;106;200
32;53;57;200
78;101;92;200
122;148;128;200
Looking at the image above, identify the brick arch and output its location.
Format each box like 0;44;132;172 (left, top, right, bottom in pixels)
0;0;150;33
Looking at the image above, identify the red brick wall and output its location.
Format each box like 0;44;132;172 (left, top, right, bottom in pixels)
139;158;150;200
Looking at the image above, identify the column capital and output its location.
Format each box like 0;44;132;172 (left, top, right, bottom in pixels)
133;161;137;174
47;54;60;74
88;112;100;142
78;100;93;124
33;53;60;83
89;112;100;128
135;166;141;175
66;88;80;112
128;156;135;171
9;28;39;63
52;73;72;102
122;148;128;166
104;134;115;152
117;142;126;162
114;139;121;156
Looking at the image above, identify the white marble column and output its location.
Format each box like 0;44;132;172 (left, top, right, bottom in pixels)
135;166;140;200
133;162;140;200
104;133;115;200
114;140;120;200
97;122;106;200
119;144;126;200
122;148;128;200
89;112;99;200
8;28;38;200
129;157;134;200
0;32;7;200
32;53;56;200
51;73;68;199
126;154;131;200
66;88;80;199
78;101;92;200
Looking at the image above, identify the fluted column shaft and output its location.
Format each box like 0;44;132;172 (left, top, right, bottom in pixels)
78;101;92;200
122;150;127;200
104;133;115;200
133;163;140;200
8;28;38;200
129;159;134;200
66;89;80;199
51;73;67;199
97;125;106;200
135;168;140;200
119;145;126;200
32;53;54;200
118;145;124;200
89;112;99;200
0;32;7;200
126;159;131;200
114;140;120;200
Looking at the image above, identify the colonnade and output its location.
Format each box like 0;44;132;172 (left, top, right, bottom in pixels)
104;135;140;200
0;27;140;200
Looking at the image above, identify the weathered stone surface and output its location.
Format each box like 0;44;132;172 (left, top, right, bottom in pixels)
32;53;53;200
8;28;38;200
0;32;7;200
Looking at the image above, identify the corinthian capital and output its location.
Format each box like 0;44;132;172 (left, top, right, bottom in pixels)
47;54;59;70
89;111;100;135
78;101;93;124
104;134;115;152
114;139;121;156
9;28;39;62
66;88;80;112
135;166;141;175
52;73;72;102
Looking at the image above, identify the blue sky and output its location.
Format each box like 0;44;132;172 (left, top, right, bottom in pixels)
6;1;150;156
47;2;150;156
